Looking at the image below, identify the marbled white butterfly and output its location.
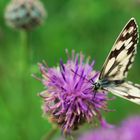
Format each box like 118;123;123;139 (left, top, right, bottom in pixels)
93;18;140;104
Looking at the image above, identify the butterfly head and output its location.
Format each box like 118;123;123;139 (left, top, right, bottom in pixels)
92;82;101;90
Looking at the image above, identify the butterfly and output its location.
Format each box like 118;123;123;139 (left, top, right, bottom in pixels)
92;17;140;105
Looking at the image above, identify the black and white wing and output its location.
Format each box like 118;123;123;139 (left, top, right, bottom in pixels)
99;18;140;104
99;18;138;81
105;81;140;104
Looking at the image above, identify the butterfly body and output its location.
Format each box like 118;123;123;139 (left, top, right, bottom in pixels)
92;18;140;105
93;79;124;91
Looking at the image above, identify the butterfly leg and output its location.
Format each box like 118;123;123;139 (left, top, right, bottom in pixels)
93;90;97;99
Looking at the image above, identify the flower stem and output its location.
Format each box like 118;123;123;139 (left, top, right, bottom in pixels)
20;30;29;75
19;30;32;94
42;126;58;140
17;30;30;139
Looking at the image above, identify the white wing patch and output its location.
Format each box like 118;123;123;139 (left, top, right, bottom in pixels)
106;81;140;105
99;18;138;81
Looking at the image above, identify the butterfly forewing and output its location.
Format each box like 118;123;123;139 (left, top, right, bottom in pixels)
99;18;138;81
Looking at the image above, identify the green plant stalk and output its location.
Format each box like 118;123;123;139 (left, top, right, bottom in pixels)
18;30;31;139
20;30;32;109
20;30;29;76
42;125;58;140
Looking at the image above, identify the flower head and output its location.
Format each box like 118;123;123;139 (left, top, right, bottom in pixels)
78;116;140;140
5;0;46;30
39;50;110;134
120;116;140;140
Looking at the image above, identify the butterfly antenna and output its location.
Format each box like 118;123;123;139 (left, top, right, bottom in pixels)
71;69;93;84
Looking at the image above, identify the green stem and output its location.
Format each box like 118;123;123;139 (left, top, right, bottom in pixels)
18;30;30;139
42;126;58;140
20;30;29;75
20;30;32;96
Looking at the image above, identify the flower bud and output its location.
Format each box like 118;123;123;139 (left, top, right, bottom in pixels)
5;0;46;30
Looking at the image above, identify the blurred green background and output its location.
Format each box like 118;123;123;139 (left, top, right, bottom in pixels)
1;0;140;139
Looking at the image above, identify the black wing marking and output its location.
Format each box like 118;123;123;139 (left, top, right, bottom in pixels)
99;18;138;81
105;81;140;105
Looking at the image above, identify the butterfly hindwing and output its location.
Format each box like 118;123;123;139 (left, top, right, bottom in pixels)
99;18;138;81
106;81;140;105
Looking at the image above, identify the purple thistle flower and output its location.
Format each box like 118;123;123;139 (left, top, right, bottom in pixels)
119;116;140;140
78;116;140;140
38;50;110;134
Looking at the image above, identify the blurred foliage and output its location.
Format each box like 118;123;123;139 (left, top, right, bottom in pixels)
1;0;140;140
